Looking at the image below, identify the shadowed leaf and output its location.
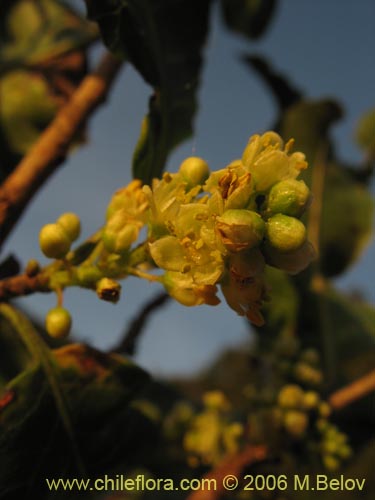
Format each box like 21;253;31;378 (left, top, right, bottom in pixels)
0;344;153;499
85;0;211;183
0;0;97;177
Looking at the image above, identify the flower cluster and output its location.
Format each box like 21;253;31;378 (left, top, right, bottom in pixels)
142;131;314;325
39;132;315;329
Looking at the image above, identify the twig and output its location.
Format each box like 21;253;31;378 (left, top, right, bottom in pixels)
329;370;375;411
111;292;170;355
186;445;267;500
0;51;123;246
0;272;50;301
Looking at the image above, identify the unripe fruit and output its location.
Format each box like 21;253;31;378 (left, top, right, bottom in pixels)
56;212;81;242
179;157;210;187
217;209;265;252
45;306;72;338
39;223;71;259
266;214;306;252
266;179;310;217
278;384;305;409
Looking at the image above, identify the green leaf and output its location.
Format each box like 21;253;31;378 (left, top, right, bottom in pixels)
299;286;375;386
0;0;97;177
320;164;374;276
85;0;211;183
0;0;97;67
0;315;31;392
0;71;59;155
0;343;153;499
221;0;278;39
279;99;373;276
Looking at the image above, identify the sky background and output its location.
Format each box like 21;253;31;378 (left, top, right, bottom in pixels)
5;0;375;377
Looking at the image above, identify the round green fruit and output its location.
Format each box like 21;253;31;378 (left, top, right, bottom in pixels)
56;212;81;242
45;307;72;339
179;157;210;187
266;179;310;217
266;214;306;252
39;223;71;259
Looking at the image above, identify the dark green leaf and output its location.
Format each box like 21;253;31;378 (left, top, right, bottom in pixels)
0;0;97;177
221;0;278;40
320;164;374;276
0;344;154;499
85;0;211;183
0;315;31;392
278;99;373;276
0;0;97;67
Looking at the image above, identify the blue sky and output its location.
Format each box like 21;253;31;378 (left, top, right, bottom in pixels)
5;0;375;377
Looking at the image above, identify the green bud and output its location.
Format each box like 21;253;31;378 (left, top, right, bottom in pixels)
266;179;311;217
283;410;308;438
96;277;121;303
45;306;72;338
337;444;352;459
179;157;210;187
217;209;265;252
25;259;40;277
76;266;103;287
39;223;71;259
322;454;340;471
278;384;305;409
102;211;139;254
318;402;331;418
266;214;306;252
303;391;320;410
56;212;81;242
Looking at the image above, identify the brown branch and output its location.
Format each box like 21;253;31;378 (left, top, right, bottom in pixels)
186;445;267;500
0;51;123;246
329;370;375;411
0;272;50;301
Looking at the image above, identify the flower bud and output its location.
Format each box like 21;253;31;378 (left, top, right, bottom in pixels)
266;214;306;252
179;157;210;187
283;410;308;438
102;211;139;254
303;391;320;410
278;384;305;409
39;223;71;259
96;277;121;303
216;209;265;252
45;306;72;338
266;179;311;217
25;259;40;277
322;455;340;471
56;212;81;242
